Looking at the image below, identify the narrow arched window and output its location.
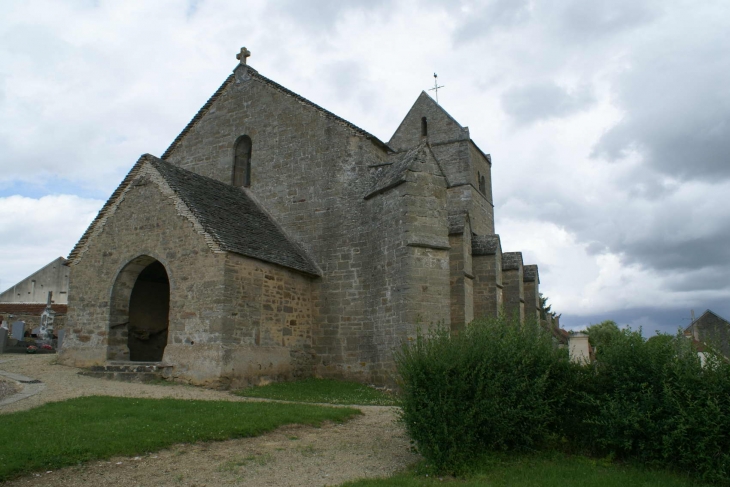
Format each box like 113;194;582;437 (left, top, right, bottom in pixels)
480;175;486;195
233;135;252;187
477;171;481;193
421;117;428;137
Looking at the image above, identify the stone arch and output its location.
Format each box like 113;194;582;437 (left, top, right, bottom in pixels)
233;135;252;187
108;255;170;362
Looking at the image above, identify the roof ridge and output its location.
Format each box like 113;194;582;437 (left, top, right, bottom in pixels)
67;156;149;264
161;75;235;160
161;67;393;161
388;91;466;147
252;71;392;152
146;157;321;276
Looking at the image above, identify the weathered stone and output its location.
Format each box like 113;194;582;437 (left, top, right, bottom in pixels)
60;54;558;387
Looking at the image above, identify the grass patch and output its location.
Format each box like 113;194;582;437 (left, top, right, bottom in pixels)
0;395;359;481
235;378;397;406
341;453;710;487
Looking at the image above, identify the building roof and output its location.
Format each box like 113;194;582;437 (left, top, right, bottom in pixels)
364;142;448;199
684;309;730;333
0;304;68;317
68;155;321;277
162;66;391;160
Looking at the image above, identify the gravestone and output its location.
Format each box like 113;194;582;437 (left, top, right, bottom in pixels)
11;322;24;341
57;329;66;350
0;327;7;354
31;327;40;337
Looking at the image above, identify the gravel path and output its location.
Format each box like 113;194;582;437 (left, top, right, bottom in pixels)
0;355;418;487
0;376;19;401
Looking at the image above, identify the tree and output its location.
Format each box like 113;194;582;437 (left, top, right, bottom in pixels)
539;293;553;321
585;320;621;349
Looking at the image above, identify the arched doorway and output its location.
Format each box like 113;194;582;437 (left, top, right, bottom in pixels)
108;256;170;362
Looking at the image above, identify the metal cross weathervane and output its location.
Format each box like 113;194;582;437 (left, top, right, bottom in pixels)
428;73;444;104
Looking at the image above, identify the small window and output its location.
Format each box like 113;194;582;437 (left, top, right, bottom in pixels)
480;175;487;195
233;135;252;187
421;117;428;137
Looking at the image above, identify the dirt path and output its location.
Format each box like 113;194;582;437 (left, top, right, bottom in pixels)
0;355;418;486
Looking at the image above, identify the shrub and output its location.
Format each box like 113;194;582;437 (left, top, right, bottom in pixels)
395;315;574;473
578;328;730;483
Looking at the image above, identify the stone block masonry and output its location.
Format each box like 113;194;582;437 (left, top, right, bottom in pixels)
60;50;557;387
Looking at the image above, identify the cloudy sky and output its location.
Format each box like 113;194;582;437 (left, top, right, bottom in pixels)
1;0;728;334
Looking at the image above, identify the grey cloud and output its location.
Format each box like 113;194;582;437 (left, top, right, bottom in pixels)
266;0;387;32
664;267;730;293
592;26;730;181
501;82;596;124
552;0;662;42
561;306;697;336
452;0;532;43
618;230;730;273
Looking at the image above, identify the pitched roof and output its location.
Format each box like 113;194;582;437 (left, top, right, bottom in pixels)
364;142;449;200
162;66;391;160
69;155;321;277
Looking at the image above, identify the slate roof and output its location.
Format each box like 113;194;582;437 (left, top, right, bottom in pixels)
472;235;501;256
162;67;391;160
364;143;427;199
69;155;321;277
365;142;449;200
502;252;524;271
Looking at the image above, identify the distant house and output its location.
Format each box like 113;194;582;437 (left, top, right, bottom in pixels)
684;310;730;359
0;257;69;333
0;257;69;304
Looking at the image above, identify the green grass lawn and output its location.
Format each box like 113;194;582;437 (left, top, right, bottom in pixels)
0;395;360;482
235;378;398;406
341;453;709;487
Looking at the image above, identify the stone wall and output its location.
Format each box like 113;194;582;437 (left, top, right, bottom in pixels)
472;235;503;319
523;265;540;323
60;175;227;382
162;67;459;384
217;253;316;387
502;252;525;323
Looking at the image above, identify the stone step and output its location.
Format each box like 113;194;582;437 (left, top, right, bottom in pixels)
79;361;172;383
79;370;162;383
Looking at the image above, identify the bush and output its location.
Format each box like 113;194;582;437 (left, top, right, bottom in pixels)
395;315;574;473
578;328;730;484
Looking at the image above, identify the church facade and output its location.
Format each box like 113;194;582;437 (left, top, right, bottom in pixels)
59;50;548;387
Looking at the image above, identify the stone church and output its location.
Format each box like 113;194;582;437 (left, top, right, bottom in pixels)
59;49;549;387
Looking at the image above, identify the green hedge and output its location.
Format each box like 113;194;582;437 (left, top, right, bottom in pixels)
396;317;730;483
395;316;574;473
577;328;730;484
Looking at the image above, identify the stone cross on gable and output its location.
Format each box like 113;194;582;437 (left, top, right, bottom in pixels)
236;47;251;65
